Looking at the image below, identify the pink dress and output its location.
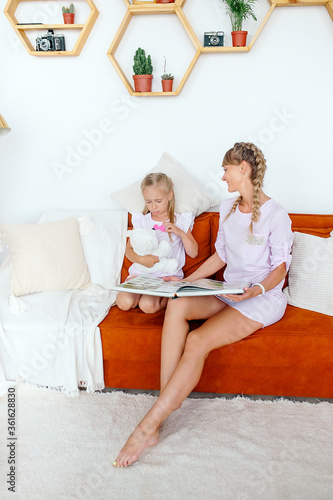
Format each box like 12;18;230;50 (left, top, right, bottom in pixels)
215;197;293;328
128;212;195;279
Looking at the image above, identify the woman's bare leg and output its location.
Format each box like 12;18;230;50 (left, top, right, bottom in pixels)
139;295;169;314
113;306;262;468
116;291;141;311
160;296;227;391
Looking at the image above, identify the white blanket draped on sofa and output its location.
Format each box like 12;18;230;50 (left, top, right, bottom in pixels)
0;210;128;397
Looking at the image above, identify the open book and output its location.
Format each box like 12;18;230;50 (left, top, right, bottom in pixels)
112;275;248;298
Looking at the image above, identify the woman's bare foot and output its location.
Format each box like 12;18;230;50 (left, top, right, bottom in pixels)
113;422;160;468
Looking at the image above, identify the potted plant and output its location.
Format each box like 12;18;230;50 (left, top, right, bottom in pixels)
62;3;75;24
161;73;174;92
221;0;257;47
133;47;153;93
161;57;174;92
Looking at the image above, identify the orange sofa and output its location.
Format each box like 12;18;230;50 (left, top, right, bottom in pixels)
99;212;333;399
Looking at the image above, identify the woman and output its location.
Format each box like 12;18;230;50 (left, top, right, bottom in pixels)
113;142;293;468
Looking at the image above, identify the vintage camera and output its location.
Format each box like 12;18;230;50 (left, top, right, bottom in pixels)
36;30;66;52
204;31;224;47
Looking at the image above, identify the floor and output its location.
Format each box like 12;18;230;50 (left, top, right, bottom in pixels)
103;387;333;404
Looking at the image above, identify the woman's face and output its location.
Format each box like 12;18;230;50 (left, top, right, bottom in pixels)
222;163;243;192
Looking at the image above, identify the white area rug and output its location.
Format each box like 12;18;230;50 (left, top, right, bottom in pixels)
0;383;332;500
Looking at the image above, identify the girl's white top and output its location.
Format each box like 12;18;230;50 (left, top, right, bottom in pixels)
128;212;194;279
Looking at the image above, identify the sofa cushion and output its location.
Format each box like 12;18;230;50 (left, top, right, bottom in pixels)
290;213;333;235
196;305;333;398
110;152;219;217
183;212;213;277
211;212;227;281
292;227;333;237
38;209;128;289
100;306;164;389
0;218;91;296
284;231;333;316
100;303;333;398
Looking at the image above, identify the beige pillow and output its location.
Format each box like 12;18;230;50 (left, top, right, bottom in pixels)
284;231;333;316
110;152;219;217
0;218;91;297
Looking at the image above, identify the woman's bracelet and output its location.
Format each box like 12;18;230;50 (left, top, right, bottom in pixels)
252;283;266;295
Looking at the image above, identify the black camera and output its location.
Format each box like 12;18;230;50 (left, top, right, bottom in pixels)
36;30;66;52
204;31;224;47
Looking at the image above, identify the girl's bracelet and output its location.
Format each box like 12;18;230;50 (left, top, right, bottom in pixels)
251;283;266;295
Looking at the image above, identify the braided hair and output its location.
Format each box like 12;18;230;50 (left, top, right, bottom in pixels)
222;142;267;234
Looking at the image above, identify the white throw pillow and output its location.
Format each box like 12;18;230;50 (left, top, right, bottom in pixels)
38;209;128;290
284;231;333;316
0;218;91;297
110;152;219;217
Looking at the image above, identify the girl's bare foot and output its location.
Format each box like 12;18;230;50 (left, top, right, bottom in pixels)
113;423;160;468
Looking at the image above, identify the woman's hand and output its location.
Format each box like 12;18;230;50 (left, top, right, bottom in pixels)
222;264;287;302
220;286;260;303
139;254;160;268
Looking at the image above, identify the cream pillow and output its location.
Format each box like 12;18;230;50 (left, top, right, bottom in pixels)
283;231;333;316
0;218;91;297
110;152;219;217
38;209;128;290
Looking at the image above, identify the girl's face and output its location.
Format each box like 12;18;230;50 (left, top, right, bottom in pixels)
142;185;173;220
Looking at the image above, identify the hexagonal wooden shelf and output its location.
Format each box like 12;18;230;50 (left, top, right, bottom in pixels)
327;1;333;20
108;0;333;95
4;0;99;56
182;0;276;53
272;0;328;6
107;3;201;96
269;1;333;26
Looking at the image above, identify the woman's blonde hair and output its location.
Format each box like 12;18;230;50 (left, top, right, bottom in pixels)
141;172;175;224
222;142;267;233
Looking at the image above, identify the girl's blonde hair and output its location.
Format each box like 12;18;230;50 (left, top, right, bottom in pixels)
222;142;267;234
141;172;175;224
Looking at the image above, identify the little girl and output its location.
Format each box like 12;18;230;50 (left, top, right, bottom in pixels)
116;172;198;314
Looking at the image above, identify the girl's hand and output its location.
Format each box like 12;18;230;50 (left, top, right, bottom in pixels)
162;276;181;282
165;224;198;260
220;286;259;303
139;254;160;268
164;223;184;238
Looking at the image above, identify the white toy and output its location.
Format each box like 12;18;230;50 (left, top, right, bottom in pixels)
127;228;178;274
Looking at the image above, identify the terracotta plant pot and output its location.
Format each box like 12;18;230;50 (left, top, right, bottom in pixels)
161;79;173;92
133;74;153;92
156;0;175;3
231;31;248;47
63;13;75;24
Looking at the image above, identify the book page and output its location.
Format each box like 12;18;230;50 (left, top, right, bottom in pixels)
115;276;247;295
117;275;166;291
179;278;245;292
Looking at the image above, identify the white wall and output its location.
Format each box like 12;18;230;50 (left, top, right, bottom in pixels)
0;0;333;224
